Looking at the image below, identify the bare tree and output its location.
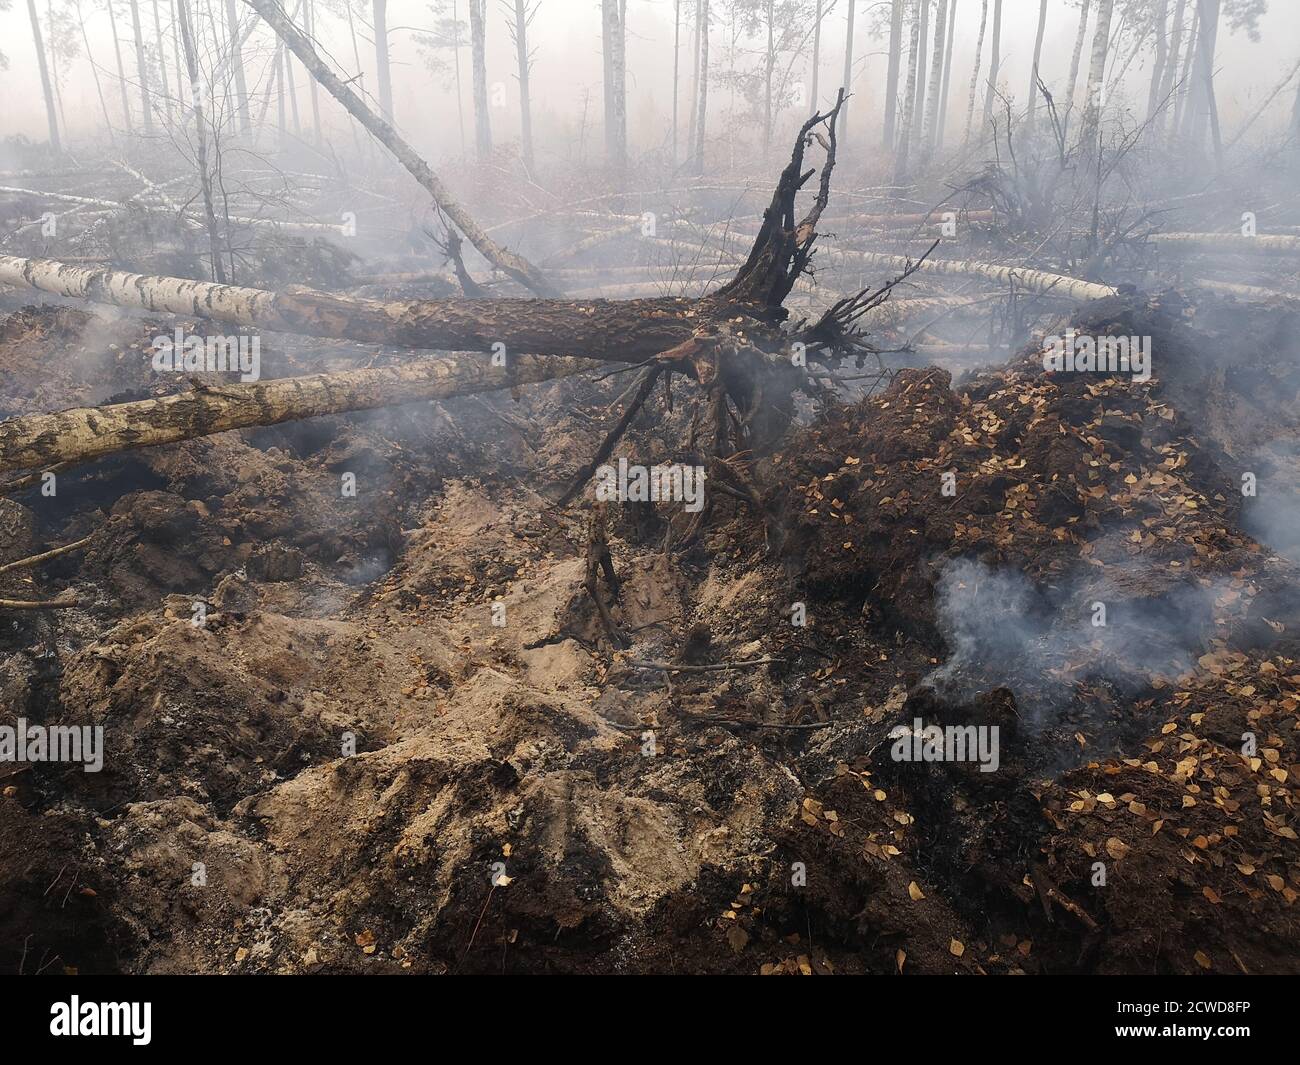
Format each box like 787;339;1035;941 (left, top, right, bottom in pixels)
504;0;537;172
602;0;627;172
1062;0;1091;138
961;0;986;143
1024;0;1047;139
1078;0;1114;153
105;0;135;131
978;0;1000;133
881;0;902;147
26;0;61;149
467;0;492;157
895;0;919;175
374;0;394;119
922;0;947;151
693;0;709;173
176;0;227;282
933;0;955;149
838;0;853;140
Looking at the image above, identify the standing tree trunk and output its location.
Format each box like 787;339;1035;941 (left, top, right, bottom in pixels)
601;0;627;173
1155;0;1187;138
922;0;947;152
223;0;252;132
962;0;986;143
176;0;227;283
151;0;174;123
839;0;854;142
933;0;956;150
1077;0;1113;153
693;0;709;174
687;0;701;158
882;0;903;147
1146;0;1169;124
978;0;1001;133
127;0;154;132
810;0;823;112
912;0;928;143
1192;0;1222;162
1062;0;1090;139
304;0;322;140
373;0;394;121
26;0;61;150
468;0;492;159
894;0;920;177
672;0;681;167
1024;0;1047;139
106;0;135;131
762;0;774;151
512;0;535;172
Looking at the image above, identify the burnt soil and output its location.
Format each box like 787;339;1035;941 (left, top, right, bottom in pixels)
1;290;1298;975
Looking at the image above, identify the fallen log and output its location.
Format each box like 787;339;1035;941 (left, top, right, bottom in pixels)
0;254;698;362
0;354;597;474
1150;233;1300;255
0;184;347;234
827;249;1118;302
244;0;561;298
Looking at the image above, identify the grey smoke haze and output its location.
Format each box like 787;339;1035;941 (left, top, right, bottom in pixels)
2;0;1298;156
927;555;1227;724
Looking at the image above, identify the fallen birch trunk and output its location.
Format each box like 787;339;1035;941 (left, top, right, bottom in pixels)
0;354;597;474
827;249;1118;302
0;184;348;234
1150;233;1300;255
0;254;697;362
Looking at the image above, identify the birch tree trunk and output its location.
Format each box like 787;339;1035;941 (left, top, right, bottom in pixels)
373;0;394;121
894;0;920;177
962;0;986;144
1077;0;1113;153
0;254;697;362
1155;0;1187;138
922;0;947;152
882;0;903;148
177;0;227;283
1146;0;1169;124
1024;0;1047;139
1062;0;1090;139
513;0;535;172
26;0;61;150
221;0;251;132
468;0;492;158
127;0;154;132
978;0;1001;134
933;0;956;150
693;0;709;174
244;0;559;297
912;0;928;143
602;0;627;173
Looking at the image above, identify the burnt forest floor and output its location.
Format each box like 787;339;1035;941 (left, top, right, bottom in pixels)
1;286;1299;975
